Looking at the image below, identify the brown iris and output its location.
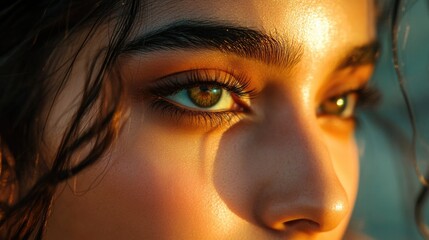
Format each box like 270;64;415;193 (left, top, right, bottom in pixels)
187;85;222;108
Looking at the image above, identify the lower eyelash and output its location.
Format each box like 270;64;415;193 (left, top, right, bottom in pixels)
149;97;245;128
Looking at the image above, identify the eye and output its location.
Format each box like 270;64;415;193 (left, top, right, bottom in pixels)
165;83;244;112
317;92;358;118
146;69;256;127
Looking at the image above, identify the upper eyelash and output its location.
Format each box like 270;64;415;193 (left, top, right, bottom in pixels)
354;84;381;108
147;69;258;99
348;84;381;126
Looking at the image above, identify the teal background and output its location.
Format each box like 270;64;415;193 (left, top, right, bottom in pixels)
351;0;429;239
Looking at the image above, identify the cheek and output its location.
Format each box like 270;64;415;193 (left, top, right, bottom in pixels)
106;112;258;238
46;111;243;239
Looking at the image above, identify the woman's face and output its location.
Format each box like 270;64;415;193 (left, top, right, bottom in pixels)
46;0;377;239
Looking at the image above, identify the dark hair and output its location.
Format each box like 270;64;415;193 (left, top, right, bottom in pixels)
0;0;140;238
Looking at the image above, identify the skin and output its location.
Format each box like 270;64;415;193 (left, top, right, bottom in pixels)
45;0;376;239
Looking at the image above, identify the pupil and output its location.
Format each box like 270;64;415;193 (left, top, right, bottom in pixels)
187;85;222;108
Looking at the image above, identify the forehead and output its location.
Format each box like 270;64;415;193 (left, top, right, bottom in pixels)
140;0;376;53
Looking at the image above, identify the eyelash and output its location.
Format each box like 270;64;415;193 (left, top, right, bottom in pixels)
147;69;257;127
349;84;380;120
148;69;256;97
354;85;380;108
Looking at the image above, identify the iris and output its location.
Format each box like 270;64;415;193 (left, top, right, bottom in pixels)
187;85;222;108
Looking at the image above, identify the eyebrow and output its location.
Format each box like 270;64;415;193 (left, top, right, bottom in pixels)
336;41;380;70
121;20;379;71
121;20;303;69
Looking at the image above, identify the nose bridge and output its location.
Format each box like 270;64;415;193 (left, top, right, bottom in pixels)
252;106;350;233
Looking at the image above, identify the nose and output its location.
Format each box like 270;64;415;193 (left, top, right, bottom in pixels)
257;174;349;233
251;109;352;233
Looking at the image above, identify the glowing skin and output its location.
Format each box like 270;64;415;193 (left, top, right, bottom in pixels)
45;0;376;239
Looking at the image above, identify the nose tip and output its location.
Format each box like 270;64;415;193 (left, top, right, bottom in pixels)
258;190;350;233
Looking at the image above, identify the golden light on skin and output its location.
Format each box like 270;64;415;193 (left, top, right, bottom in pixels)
302;11;332;53
207;189;241;235
334;201;345;212
281;2;341;60
196;133;243;235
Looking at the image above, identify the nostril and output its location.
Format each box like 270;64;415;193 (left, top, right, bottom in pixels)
283;219;320;232
257;198;350;233
266;215;322;232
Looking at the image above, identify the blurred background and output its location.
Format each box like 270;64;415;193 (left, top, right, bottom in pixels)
351;0;429;239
